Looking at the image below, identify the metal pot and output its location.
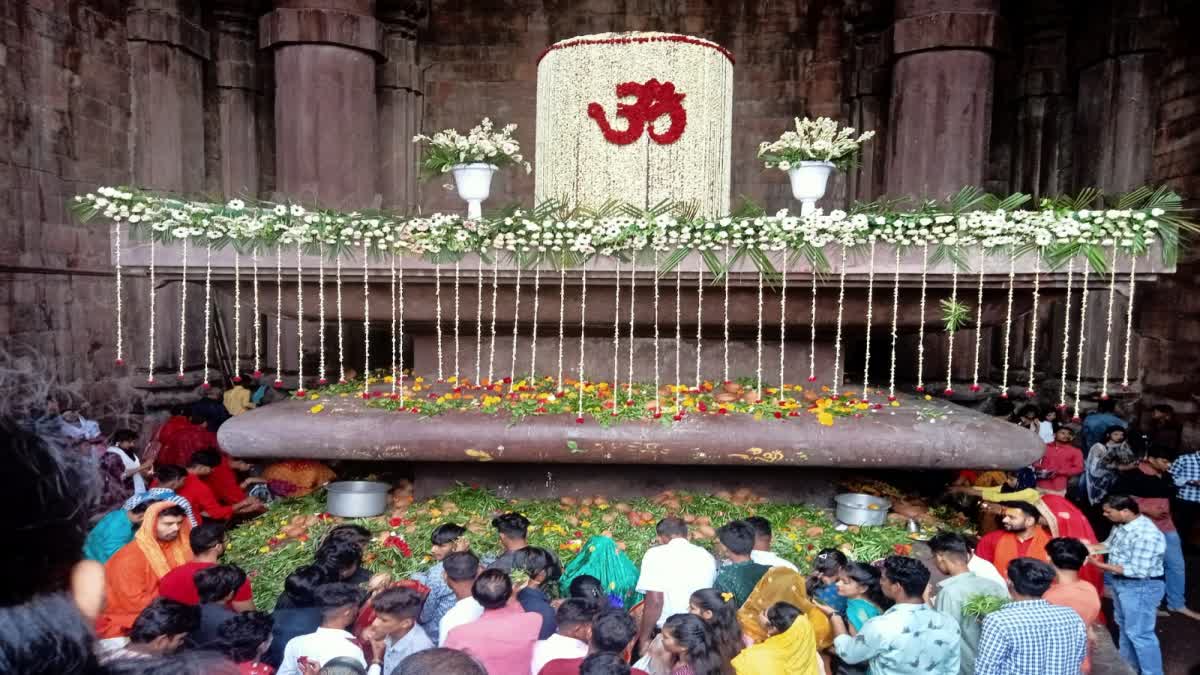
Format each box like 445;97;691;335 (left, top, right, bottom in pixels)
326;481;390;518
835;493;892;527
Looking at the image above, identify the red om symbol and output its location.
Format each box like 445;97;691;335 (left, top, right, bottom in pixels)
586;79;688;145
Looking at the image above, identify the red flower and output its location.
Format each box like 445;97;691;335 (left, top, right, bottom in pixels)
146;377;156;384
603;400;615;409
788;411;799;417
807;375;817;382
697;402;708;412
360;392;370;399
717;408;727;415
389;517;402;527
453;387;462;394
969;384;981;392
318;378;328;385
295;389;307;397
625;399;635;407
915;385;925;393
672;414;683;421
1000;392;1009;399
653;412;662;419
887;395;896;402
575;417;585;424
502;377;512;384
1025;389;1036;397
943;388;954;396
410;407;421;413
390;393;399;400
574;530;583;537
535;406;546;413
773;411;782;419
113;358;124;366
274;380;283;389
201;381;211;390
253;370;263;378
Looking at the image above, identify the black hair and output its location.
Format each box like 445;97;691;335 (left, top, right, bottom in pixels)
1007;557;1056;597
188;449;222;468
656;517;688;538
103;652;241;674
491;512;530;539
1104;425;1127;441
556;598;600;628
130;500;155;515
324;524;372;547
372;586;424;620
766;602;801;634
472;569;513;610
927;531;971;561
1103;494;1140;514
111;429;139;445
715;520;755;556
662;613;730;675
1046;537;1089;571
129;598;201;643
314;583;366;618
569;574;605;602
195;564;247;604
0;594;101;675
158;504;187;520
580;652;631;675
282;564;328;607
842;561;888;609
1000;501;1041;521
315;539;363;579
443;551;481;582
881;555;930;599
190;522;227;555
394;648;487;675
512;546;562;583
154;464;187;484
1097;398;1118;413
690;588;743;663
431;523;467;545
318;657;367;675
216;611;273;662
1152;403;1174;415
591;609;638;652
1016;404;1040;419
743;516;772;540
812;548;847;576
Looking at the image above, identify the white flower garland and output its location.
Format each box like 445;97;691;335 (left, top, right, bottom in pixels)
113;222;123;365
723;245;731;382
147;239;156;383
970;250;985;392
808;263;817;383
253;251;261;377
1026;249;1041;396
233;250;241;380
398;254;406;404
831;245;848;396
778;256;787;399
295;244;304;393
626;266;636;400
178;238;188;381
944;264;958;396
675;267;683;412
653;250;661;410
453;261;461;380
488;259;499;383
274;243;283;386
203;244;213;387
362;240;370;396
612;260;622;413
695;268;703;390
1057;259;1075;410
558;267;568;393
861;239;876;400
755;271;764;402
999;250;1016;398
390;253;397;394
434;263;444;381
887;247;901;400
475;256;484;384
916;243;928;392
576;268;588;422
529;265;541;378
317;245;326;384
1100;246;1119;399
1072;262;1091;420
1121;257;1137;389
508;266;522;389
336;255;345;383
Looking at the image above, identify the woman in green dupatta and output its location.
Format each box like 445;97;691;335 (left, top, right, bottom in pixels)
559;535;642;610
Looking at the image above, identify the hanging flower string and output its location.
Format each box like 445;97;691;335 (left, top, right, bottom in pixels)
528;265;541;379
1099;246;1120;399
113;222;123;365
294;244;305;395
488;259;499;383
861;239;876;400
887;247;901;401
398;254;406;404
1025;250;1041;396
970;250;985;393
611;260;622;415
808;263;817;383
253;250;261;378
1072;262;1091;421
576;268;588;423
147;239;156;384
674;267;683;415
999;250;1016;398
178;238;188;382
653;250;661;411
390;253;397;395
202;244;213;388
695;267;704;391
1121;256;1137;389
233;250;241;381
475;256;484;384
915;243;928;392
508;266;522;389
1057;259;1075;411
943;263;959;397
317;246;326;384
453;261;461;381
723;245;731;383
274;243;283;387
336;254;345;383
362;240;370;398
755;271;764;401
626;265;636;401
831;245;848;396
434;264;444;381
778;256;787;400
558;267;568;393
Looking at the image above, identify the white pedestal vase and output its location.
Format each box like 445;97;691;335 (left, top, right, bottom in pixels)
788;160;836;216
451;163;498;219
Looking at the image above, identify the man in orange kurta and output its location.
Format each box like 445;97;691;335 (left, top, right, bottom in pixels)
975;501;1051;578
96;501;193;637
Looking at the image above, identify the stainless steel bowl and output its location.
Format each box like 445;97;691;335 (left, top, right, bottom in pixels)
326;480;390;518
834;492;892;527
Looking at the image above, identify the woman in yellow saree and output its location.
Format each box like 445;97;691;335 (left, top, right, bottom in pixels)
732;602;821;675
737;566;831;649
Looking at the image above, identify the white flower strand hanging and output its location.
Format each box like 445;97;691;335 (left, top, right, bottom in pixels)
336;255;345;383
808;263;817;383
434;264;444;381
453;261;461;381
999;250;1016;398
475;256;484;384
390;253;397;395
778;256;787;400
755;271;764;402
944;263;959;396
1121;257;1137;389
233;250;241;381
202;244;213;388
397;255;406;404
317;246;326;384
887;247;901;401
274;243;283;387
970;250;985;393
508;266;522;390
915;243;929;392
1057;259;1075;411
362;240;370;398
576;268;588;424
488;260;498;383
528;265;541;379
653;250;661;412
611;261;622;416
1099;246;1119;400
294;244;305;395
147;239;156;383
253;251;261;378
626;266;636;401
1072;262;1091;421
723;245;731;383
558;267;568;393
861;239;876;400
695;267;704;391
177;238;188;382
113;222;123;365
831;245;848;396
1026;249;1042;397
675;267;683;416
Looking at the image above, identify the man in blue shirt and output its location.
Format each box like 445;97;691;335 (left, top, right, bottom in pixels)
1080;398;1126;454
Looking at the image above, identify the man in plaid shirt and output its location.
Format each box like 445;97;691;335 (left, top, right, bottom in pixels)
976;557;1087;675
1172;448;1200;551
1091;494;1167;675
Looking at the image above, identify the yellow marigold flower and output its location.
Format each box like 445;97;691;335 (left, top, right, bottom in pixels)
924;394;933;401
259;546;271;554
383;375;394;383
412;384;422;391
309;393;319;400
415;376;425;383
890;400;900;407
309;404;325;414
448;375;458;383
581;520;591;527
817;411;835;426
339;393;348;398
855;402;869;410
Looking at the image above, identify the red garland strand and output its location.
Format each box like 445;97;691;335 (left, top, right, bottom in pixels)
537;34;735;65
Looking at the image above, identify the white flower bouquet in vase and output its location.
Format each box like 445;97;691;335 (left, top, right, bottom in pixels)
758;117;875;215
413;118;532;219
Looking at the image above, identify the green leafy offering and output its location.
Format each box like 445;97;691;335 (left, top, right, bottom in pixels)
962;593;1009;618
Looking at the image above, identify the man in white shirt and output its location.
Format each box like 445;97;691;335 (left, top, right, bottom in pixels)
634;517;716;654
438;551;485;644
967;551;1007;588
744;516;799;572
531;599;596;674
277;584;368;675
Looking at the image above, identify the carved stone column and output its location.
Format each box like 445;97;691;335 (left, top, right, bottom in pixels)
211;2;261;197
260;0;382;208
846;29;889;203
377;1;426;212
1010;1;1072;200
884;0;1004;200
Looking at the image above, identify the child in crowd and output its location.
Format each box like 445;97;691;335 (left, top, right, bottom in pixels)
414;523;471;643
688;589;747;664
807;549;848;616
814;562;885;635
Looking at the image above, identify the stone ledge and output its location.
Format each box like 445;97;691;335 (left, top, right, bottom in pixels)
125;9;211;61
889;11;1005;56
259;7;382;59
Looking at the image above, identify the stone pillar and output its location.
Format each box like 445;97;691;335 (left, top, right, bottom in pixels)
1010;0;1072;199
211;2;261;197
260;0;382;209
846;29;889;203
884;0;1004;200
377;1;425;212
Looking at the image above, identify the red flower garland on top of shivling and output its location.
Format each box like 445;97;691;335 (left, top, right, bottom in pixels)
588;79;688;145
537;34;735;65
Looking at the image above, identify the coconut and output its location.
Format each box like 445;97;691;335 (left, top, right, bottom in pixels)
614;502;633;513
741;390;760;404
713;392;738;404
722;381;743;394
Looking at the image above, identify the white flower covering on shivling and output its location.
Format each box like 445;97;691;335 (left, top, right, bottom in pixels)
535;32;734;216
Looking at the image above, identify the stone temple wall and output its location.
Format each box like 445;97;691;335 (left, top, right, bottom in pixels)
2;0;1200;446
